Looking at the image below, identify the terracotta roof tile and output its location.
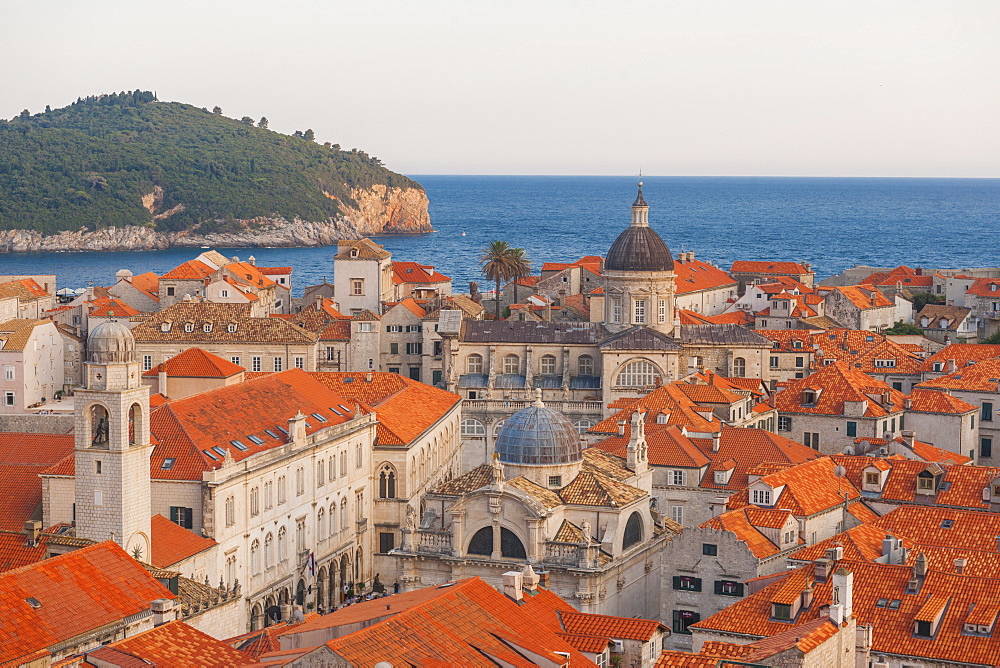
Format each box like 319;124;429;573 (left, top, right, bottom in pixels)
773;361;907;418
0;279;48;300
730;261;812;276
160;260;216;280
149;514;217;568
142;347;244;378
0;433;75;531
0;541;175;664
558;471;645;507
100;620;251;666
907;388;976;414
88;296;141;317
0;319;49;353
674;258;736;294
726;457;861;517
965;277;1000;297
558;610;662;641
919;343;1000;373
392;261;450;285
131;302;317;344
918;357;1000;393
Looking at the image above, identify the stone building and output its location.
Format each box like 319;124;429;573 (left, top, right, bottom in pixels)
0;319;65;413
390;395;675;620
729;260;815;296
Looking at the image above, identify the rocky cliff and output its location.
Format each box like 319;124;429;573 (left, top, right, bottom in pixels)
0;185;431;252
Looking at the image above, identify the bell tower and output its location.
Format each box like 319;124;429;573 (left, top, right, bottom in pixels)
74;319;152;562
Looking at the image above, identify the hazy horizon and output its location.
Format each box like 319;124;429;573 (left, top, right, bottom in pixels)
4;1;998;178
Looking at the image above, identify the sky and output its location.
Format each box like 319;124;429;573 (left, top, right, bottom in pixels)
3;1;998;177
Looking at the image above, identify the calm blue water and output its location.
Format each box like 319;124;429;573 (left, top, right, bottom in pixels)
2;176;998;294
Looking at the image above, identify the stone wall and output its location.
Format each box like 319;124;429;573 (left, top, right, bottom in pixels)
0;413;74;433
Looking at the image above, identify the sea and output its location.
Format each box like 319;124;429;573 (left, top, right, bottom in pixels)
2;176;998;295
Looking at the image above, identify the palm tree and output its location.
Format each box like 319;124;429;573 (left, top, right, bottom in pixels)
479;240;515;320
507;247;532;308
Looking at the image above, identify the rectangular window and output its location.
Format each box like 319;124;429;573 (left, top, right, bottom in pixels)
359;322;373;333
231;356;241;366
379;532;395;553
702;543;718;556
170;506;193;529
94;490;103;506
294;356;305;369
773;603;792;620
865;472;880;485
983;402;994;422
777;416;791;431
670;505;684;524
715;580;744;597
220;289;229;298
658;299;666;323
389;367;400;374
95;461;102;475
351;279;364;296
672;610;700;635
672;576;702;591
409;367;421;381
166;286;175;296
982;438;993;458
612;298;621;323
251;356;262;372
752;488;772;505
794;356;804;368
769;356;779;368
3;392;14;406
671;469;686;486
406;342;423;355
142;356;152;371
804;432;820;449
634;299;646;324
326;347;337;362
846;421;857;437
273;357;283;372
390;342;399;355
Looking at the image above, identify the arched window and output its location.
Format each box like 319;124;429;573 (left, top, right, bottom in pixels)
127;403;140;445
330;503;337;533
277;526;286;562
616;360;659;387
317;508;326;541
225;496;234;526
250;540;260;574
467;354;483;374
467;526;526;559
733;357;746;378
355;547;363;582
623;511;643;550
493;419;506;438
90;404;110;447
264;533;273;569
939;318;949;328
340;497;348;529
540;354;557;375
574;419;594;434
379;465;397;499
503;354;520;375
578;355;594;376
920;316;929;327
461;418;486;437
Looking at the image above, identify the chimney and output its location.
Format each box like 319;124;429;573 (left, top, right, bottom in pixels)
617;420;626;437
522;563;540;592
801;586;814;609
248;255;256;266
832;567;854;621
315;295;323;309
503;571;524;602
901;430;915;447
947;359;957;373
955;558;967;575
23;520;41;547
712;432;721;453
905;398;912;409
914;552;928;578
365;371;373;383
151;598;175;626
825;545;844;561
814;558;833;583
288;412;308;446
158;369;168;397
280;603;291;621
545;301;552;322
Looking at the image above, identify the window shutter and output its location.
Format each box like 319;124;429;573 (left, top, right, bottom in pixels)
736;582;745;596
672;610;680;631
672;576;681;590
694;578;702;592
714;581;723;595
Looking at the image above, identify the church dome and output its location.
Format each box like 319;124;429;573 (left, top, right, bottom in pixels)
495;396;582;466
605;226;674;272
88;320;136;364
604;182;674;272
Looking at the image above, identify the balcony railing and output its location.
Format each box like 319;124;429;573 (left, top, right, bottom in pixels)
464;400;603;413
543;541;584;567
416;530;453;555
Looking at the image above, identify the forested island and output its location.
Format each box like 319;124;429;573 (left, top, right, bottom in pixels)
0;91;430;251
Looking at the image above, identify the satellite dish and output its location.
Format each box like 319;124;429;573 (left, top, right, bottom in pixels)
834;465;846;478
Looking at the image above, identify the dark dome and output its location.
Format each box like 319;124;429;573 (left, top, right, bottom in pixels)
605;225;674;272
495;402;582;466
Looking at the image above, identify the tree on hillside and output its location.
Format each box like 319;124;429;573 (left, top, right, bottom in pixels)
240;116;254;125
508;247;532;307
480;240;516;320
212;106;223;115
304;129;315;141
258;117;268;129
910;292;945;310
